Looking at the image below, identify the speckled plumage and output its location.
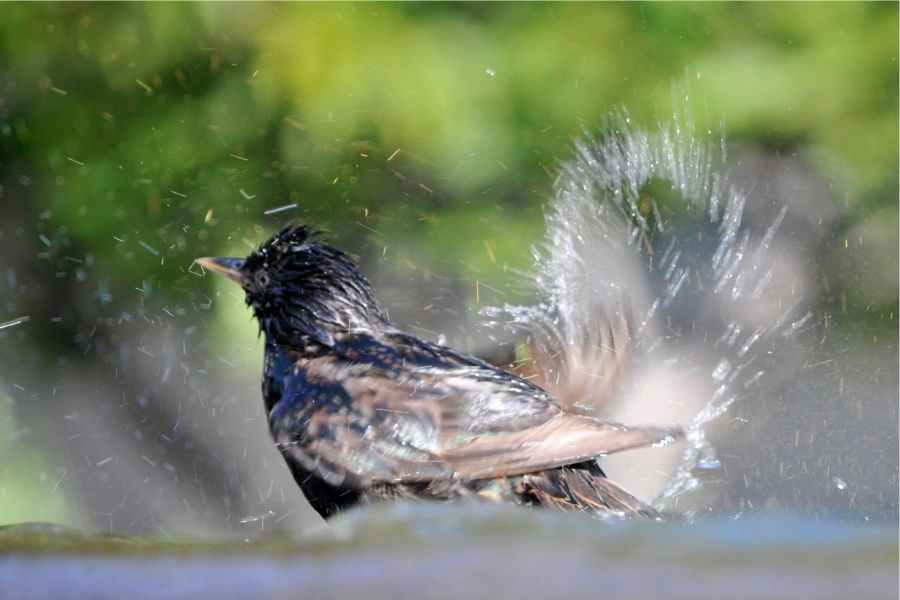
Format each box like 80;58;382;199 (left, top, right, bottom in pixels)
198;225;679;521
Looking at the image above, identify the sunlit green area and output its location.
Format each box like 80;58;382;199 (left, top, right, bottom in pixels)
0;393;74;525
0;3;896;530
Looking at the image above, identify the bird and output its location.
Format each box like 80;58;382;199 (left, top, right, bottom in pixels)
197;224;681;521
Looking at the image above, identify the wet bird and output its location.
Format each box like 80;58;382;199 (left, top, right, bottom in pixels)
197;225;681;520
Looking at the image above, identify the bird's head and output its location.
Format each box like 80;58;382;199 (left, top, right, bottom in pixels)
196;224;389;346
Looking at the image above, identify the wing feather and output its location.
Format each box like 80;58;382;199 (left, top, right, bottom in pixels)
268;330;680;489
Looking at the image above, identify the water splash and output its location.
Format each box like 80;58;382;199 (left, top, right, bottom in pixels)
483;100;805;514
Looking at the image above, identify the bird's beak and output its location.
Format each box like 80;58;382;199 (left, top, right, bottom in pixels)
196;257;246;285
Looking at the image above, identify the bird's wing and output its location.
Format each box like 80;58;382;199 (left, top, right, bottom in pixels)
510;293;635;416
268;331;679;488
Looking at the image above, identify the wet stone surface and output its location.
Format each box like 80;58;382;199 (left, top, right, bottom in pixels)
0;504;896;600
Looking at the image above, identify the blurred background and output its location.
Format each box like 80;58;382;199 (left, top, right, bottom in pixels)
0;3;896;536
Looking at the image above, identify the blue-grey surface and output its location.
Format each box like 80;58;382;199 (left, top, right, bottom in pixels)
1;505;896;600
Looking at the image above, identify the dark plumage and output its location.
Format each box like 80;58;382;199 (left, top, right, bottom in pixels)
197;225;680;520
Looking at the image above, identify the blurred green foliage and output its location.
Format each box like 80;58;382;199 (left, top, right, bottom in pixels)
0;393;73;525
1;3;895;278
0;3;896;527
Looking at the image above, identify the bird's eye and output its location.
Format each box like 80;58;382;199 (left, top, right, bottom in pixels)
255;271;270;287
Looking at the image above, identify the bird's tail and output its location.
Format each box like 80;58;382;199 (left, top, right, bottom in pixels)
521;460;661;519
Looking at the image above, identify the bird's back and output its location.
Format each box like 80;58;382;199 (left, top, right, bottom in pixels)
262;329;670;519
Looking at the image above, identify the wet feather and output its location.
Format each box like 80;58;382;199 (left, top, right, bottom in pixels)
198;224;682;520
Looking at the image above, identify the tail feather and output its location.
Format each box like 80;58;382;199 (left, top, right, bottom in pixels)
521;462;661;519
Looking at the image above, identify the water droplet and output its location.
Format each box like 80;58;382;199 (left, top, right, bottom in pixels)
480;100;806;511
484;67;496;78
712;358;732;382
696;444;722;471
